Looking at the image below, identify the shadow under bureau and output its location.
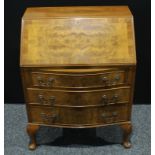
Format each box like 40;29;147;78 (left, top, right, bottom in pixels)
20;6;136;150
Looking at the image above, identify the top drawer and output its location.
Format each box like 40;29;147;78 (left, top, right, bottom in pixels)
23;68;131;89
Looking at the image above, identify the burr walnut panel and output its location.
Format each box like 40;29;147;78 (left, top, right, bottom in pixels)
27;87;130;106
21;17;136;66
28;104;129;126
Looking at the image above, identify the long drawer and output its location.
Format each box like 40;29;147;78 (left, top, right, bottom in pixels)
24;68;130;89
28;104;129;126
27;87;130;106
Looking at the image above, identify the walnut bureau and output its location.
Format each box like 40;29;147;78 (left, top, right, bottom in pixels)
20;6;136;150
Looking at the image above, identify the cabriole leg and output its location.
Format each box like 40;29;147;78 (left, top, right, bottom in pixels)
27;124;40;150
120;123;132;148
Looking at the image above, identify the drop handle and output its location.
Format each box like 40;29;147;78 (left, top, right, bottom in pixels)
38;94;56;105
38;94;45;104
114;74;120;81
101;113;107;118
37;76;42;82
102;76;108;83
47;78;55;86
112;94;119;103
37;76;55;87
37;76;44;86
112;111;118;116
101;112;118;118
49;96;56;105
102;95;108;105
101;113;111;119
40;113;58;122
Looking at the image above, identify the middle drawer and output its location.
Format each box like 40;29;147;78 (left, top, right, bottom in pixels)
27;87;130;106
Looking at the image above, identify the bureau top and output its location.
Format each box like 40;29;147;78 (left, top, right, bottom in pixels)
20;6;136;67
23;6;132;19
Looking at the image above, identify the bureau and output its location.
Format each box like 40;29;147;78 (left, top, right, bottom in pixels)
20;6;136;150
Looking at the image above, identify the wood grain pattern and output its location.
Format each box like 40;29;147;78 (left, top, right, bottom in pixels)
27;124;40;150
27;87;130;106
120;123;132;148
20;7;136;66
29;70;127;89
28;104;129;126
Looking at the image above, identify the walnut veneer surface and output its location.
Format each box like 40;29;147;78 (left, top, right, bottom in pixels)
20;6;136;150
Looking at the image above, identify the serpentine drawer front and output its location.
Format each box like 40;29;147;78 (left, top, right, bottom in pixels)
29;104;129;126
20;6;136;150
26;69;130;89
27;87;130;106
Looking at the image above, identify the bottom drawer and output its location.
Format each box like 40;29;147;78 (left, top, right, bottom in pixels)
28;104;129;126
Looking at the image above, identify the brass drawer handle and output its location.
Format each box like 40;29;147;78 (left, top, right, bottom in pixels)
101;113;106;118
38;94;45;104
38;94;55;105
101;112;118;118
37;76;54;87
40;113;58;122
102;95;108;105
112;111;118;116
49;96;56;105
114;74;120;81
101;94;119;105
101;76;109;85
112;94;119;103
101;74;121;86
48;78;55;86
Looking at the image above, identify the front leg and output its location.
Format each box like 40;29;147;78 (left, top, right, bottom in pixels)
120;123;132;148
27;124;40;150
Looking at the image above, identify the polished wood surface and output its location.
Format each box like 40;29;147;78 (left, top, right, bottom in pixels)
27;124;40;150
23;67;133;89
22;6;132;19
31;70;126;89
20;6;136;150
29;104;129;126
27;87;130;106
20;6;136;66
120;123;132;148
